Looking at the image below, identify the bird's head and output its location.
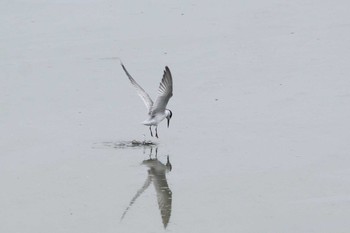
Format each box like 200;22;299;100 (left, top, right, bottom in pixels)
165;109;172;128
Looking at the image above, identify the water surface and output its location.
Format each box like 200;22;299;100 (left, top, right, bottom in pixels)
1;1;350;233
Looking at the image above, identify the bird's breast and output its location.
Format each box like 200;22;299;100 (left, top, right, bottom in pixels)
142;113;166;126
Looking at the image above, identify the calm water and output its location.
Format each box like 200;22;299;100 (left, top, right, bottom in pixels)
1;1;350;232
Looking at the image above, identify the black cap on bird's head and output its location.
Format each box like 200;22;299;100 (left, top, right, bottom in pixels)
166;109;172;128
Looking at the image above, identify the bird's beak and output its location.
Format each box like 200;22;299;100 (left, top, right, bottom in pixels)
166;156;172;171
167;118;170;128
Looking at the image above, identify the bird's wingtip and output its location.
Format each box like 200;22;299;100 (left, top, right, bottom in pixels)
120;62;128;72
163;66;170;74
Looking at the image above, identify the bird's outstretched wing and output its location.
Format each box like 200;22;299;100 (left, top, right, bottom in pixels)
151;67;173;115
121;63;154;112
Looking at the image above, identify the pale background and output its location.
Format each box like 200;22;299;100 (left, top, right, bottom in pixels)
1;0;350;232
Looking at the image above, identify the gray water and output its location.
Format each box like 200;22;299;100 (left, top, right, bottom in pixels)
1;1;350;233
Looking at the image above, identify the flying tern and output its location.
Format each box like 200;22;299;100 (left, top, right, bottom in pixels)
121;63;173;138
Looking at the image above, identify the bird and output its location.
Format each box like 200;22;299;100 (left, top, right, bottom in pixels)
121;148;172;228
121;63;173;138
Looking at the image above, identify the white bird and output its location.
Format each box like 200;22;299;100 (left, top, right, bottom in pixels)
121;63;173;138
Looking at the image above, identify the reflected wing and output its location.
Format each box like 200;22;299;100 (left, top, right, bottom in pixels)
120;175;152;221
152;173;172;228
157;186;172;228
151;67;173;115
121;63;153;112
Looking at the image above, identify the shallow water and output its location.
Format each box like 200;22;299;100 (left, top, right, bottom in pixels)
1;0;350;233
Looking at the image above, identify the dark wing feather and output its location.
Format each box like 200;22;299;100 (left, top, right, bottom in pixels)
151;66;173;115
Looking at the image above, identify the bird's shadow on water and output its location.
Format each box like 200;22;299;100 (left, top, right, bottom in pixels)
120;147;173;229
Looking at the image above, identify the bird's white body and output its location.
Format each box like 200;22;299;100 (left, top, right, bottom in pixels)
121;63;173;138
142;114;165;126
142;109;172;126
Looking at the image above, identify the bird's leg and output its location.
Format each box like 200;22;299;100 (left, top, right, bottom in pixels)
155;147;158;158
149;147;153;158
155;127;158;138
149;126;153;137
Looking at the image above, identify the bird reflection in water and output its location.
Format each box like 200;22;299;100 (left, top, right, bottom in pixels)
121;147;172;228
